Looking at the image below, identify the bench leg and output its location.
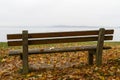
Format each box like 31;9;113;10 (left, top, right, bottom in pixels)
96;51;102;66
22;53;29;74
20;54;23;60
96;28;105;66
88;50;95;65
22;30;29;74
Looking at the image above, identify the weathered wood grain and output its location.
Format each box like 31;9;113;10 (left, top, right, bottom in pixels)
22;30;29;74
7;30;114;39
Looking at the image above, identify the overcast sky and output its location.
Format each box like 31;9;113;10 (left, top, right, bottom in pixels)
0;0;120;27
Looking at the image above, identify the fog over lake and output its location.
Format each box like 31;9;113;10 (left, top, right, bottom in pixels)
0;1;120;42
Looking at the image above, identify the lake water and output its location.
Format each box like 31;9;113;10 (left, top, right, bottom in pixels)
0;26;120;42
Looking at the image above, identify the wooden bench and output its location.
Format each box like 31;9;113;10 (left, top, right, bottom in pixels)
7;28;114;74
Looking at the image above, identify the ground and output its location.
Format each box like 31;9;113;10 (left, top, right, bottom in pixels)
0;42;120;80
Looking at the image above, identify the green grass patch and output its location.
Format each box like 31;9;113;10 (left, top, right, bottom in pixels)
0;41;120;49
104;41;120;46
0;42;8;48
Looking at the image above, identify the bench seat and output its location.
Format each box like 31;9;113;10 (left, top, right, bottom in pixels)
9;45;111;56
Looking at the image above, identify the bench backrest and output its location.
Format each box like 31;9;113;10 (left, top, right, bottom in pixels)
7;28;114;46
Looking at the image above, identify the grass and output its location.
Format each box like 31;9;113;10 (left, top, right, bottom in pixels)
104;41;120;46
0;42;8;49
0;41;120;48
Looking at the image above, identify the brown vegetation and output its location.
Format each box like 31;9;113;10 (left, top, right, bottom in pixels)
0;42;120;80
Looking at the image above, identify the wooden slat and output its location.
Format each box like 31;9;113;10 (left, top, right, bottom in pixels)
8;36;113;46
7;29;114;40
9;45;112;56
